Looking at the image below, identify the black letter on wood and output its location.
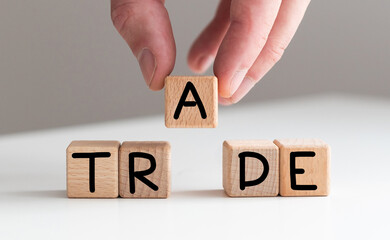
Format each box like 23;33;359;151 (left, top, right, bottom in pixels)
239;151;269;190
174;81;207;119
72;152;111;193
129;152;158;194
290;151;318;190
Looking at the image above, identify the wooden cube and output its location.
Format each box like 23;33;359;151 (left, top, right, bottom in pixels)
119;141;170;198
223;140;279;197
66;140;120;198
165;76;218;128
274;139;330;196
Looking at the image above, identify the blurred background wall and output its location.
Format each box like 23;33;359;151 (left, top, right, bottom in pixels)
0;0;389;134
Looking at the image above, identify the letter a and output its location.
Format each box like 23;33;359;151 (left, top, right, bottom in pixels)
174;81;207;119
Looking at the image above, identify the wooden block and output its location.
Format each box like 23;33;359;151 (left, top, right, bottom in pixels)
119;141;170;198
66;140;120;198
274;139;330;196
165;76;218;128
223;140;279;197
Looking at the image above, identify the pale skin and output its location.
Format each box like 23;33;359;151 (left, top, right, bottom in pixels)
111;0;311;105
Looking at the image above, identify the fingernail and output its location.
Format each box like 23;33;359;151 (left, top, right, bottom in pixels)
229;69;248;97
138;48;156;87
197;55;214;73
218;96;233;106
230;76;256;103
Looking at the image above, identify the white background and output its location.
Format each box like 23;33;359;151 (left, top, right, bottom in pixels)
1;94;389;239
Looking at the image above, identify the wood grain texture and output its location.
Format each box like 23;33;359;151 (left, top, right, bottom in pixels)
274;139;330;196
223;140;279;197
66;140;120;198
119;141;170;198
165;76;218;128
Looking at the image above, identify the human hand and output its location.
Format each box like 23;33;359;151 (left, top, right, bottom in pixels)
111;0;311;105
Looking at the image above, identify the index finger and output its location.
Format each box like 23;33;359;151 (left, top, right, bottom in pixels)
214;0;281;98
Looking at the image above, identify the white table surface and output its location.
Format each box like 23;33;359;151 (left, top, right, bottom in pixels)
0;94;389;239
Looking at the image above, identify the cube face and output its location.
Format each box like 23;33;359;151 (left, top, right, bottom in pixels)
165;76;218;128
274;139;330;196
119;141;170;198
223;140;279;197
66;141;120;198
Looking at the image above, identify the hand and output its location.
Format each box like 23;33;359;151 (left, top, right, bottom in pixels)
111;0;311;105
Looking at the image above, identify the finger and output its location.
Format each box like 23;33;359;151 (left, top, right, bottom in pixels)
218;77;256;105
221;0;311;104
187;0;231;74
214;0;282;98
111;0;176;90
218;95;233;106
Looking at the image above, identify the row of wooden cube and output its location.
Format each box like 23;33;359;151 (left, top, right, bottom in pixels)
224;139;330;197
67;141;170;198
67;139;330;198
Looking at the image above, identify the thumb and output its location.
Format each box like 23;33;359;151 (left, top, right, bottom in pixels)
111;0;176;90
